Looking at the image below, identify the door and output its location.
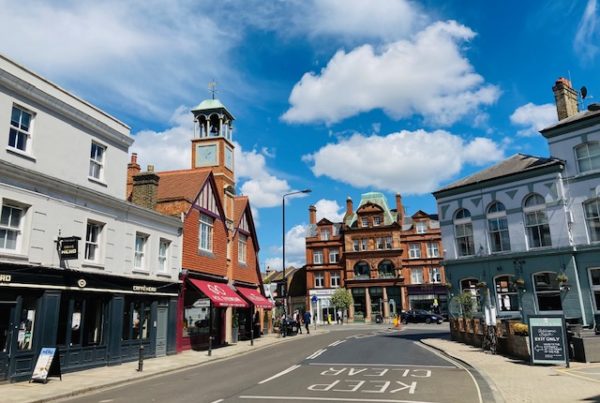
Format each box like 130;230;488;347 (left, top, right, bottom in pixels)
155;306;168;357
0;302;16;381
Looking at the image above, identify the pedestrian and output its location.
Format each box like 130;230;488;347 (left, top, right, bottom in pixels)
295;310;302;334
336;309;342;324
303;310;311;334
280;312;287;337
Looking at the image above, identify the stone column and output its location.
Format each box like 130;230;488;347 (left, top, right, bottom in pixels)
348;296;355;322
383;287;390;319
365;287;372;322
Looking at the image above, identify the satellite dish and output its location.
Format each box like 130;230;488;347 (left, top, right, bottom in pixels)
581;86;588;99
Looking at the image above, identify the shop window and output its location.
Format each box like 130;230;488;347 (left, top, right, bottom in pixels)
122;302;131;340
56;295;106;347
495;275;518;312
17;298;36;351
523;194;551;248
71;299;83;345
83;299;105;346
454;208;474;256
354;261;370;280
590;268;600;311
132;302;142;339
351;288;366;320
142;305;151;339
584;199;600;242
409;243;421;258
487;201;511;252
378;260;395;278
183;289;211;339
370;287;383;315
533;272;562;311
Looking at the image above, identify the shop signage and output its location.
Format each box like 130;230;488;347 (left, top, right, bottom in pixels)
0;274;11;282
133;285;157;293
309;289;336;296
31;347;62;383
528;315;569;367
77;279;87;288
57;236;81;260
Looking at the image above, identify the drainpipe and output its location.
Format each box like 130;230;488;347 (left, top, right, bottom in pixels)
570;252;588;327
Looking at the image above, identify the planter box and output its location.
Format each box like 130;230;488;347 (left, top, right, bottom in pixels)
507;334;530;360
572;336;600;363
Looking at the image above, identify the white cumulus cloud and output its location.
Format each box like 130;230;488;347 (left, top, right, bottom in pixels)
574;0;599;63
282;21;500;126
510;103;557;137
314;199;345;222
303;130;504;194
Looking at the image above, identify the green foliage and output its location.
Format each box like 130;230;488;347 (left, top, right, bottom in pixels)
512;322;529;336
456;292;475;318
330;288;353;310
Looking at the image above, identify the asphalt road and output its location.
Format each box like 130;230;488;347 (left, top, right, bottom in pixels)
62;325;495;403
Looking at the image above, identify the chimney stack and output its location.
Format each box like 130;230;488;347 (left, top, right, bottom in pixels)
396;193;404;224
346;196;353;216
126;153;141;200
552;77;578;120
131;164;160;210
309;205;317;224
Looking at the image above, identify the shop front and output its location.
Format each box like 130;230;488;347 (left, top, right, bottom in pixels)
179;274;248;351
0;265;179;382
407;285;448;314
308;289;336;324
236;285;273;340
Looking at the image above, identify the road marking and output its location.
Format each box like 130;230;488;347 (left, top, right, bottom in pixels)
209;400;224;403
308;362;455;369
415;342;483;403
239;395;438;402
258;364;301;384
329;339;346;347
306;349;327;359
98;400;114;403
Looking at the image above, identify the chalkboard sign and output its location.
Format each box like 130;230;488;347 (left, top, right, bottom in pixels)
31;347;62;383
528;315;569;367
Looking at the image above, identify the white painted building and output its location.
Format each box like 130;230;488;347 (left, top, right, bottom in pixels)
0;54;183;382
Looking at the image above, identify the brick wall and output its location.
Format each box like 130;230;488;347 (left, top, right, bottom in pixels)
182;208;228;277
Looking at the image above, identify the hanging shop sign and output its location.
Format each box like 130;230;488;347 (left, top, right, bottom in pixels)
57;236;81;260
31;347;62;383
528;315;569;367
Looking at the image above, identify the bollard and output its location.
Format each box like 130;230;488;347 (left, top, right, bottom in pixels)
137;345;144;372
208;335;213;357
250;327;254;346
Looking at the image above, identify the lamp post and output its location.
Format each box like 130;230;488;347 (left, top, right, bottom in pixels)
282;189;312;319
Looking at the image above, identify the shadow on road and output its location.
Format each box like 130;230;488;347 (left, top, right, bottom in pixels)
382;328;451;342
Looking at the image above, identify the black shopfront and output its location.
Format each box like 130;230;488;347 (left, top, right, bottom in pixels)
0;265;179;383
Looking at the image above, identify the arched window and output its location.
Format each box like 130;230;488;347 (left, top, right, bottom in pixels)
583;198;600;242
575;142;600;173
378;260;395;279
523;194;551;248
354;261;370;280
494;275;518;312
487;201;510;252
533;272;562;311
454;209;474;256
209;114;220;136
460;278;481;313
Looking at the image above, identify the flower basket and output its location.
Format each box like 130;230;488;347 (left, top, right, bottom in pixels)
475;281;487;289
445;283;453;290
556;273;569;283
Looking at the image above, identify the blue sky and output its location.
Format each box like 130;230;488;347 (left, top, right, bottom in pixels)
2;0;600;270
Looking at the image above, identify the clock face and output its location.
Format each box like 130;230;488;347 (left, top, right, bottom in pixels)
196;144;217;167
225;147;233;170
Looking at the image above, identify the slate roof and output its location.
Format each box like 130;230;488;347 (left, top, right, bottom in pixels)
540;105;600;134
434;153;564;195
156;169;211;202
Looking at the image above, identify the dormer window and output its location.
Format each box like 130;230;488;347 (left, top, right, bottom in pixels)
575;142;600;173
361;217;369;227
416;221;427;234
373;216;382;226
320;229;331;241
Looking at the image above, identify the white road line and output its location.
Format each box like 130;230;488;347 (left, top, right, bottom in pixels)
209;400;224;403
415;342;483;403
328;339;346;347
258;364;301;384
306;348;327;359
308;362;455;368
239;395;439;403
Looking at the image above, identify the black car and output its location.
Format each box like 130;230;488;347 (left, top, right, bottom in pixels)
401;310;444;324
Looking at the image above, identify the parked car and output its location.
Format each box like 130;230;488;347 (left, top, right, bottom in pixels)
401;310;444;324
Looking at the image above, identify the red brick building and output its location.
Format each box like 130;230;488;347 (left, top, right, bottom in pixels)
128;98;268;350
305;192;446;323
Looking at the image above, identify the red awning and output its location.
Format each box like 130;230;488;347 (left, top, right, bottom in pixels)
189;279;249;308
237;286;274;310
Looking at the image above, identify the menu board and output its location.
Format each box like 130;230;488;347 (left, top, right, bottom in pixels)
31;347;62;383
528;316;568;366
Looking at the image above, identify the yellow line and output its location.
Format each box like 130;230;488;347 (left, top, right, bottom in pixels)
556;367;600;383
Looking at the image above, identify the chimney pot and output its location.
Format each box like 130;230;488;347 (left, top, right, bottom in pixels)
552;77;579;120
131;153;138;164
309;205;317;225
147;165;154;173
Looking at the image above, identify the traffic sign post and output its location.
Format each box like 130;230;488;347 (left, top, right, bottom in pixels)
528;315;569;368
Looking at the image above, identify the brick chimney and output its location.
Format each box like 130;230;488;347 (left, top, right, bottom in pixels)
343;196;353;222
131;165;160;210
396;193;404;224
126;153;141;200
552;77;578;120
309;205;317;224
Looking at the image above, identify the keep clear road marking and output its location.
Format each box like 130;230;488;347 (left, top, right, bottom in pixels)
239;396;439;403
306;349;327;359
415;342;483;403
258;365;301;384
329;340;346;347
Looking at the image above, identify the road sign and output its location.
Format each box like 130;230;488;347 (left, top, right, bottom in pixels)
528;315;569;367
311;295;318;303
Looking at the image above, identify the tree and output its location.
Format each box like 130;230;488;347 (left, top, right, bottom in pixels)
330;288;353;324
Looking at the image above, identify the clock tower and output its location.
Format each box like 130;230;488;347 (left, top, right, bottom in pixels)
190;95;236;221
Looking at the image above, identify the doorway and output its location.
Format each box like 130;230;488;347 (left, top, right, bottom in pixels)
0;301;16;381
155;306;168;357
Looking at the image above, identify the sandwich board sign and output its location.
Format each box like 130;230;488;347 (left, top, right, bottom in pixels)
528;315;569;367
31;347;62;383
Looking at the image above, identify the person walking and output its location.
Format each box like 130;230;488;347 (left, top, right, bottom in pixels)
303;310;311;334
295;311;302;334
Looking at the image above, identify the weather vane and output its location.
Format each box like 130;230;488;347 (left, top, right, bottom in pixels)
208;81;217;99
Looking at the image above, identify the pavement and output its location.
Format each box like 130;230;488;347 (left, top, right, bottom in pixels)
2;324;599;403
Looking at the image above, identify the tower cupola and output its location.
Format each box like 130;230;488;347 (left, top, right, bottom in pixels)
191;98;235;142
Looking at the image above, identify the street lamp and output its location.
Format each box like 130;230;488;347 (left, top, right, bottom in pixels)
282;189;312;319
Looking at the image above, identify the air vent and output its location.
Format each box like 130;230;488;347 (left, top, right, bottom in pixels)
588;103;600;111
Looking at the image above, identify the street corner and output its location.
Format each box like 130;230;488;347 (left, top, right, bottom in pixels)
556;364;600;383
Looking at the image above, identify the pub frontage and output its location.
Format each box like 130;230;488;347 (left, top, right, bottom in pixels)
0;265;179;383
